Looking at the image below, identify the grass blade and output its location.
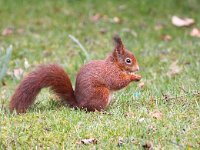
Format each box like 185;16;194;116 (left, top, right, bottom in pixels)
68;34;90;62
0;45;13;81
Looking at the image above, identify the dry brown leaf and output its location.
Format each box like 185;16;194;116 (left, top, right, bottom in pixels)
91;13;101;23
117;137;124;147
112;17;121;24
148;125;157;132
161;35;172;41
148;96;156;106
138;82;145;88
80;138;97;145
1;80;6;86
43;50;52;57
17;28;25;34
100;111;113;115
154;23;164;30
99;28;107;34
142;141;153;150
190;28;200;38
44;127;51;132
162;92;171;101
2;27;14;36
171;16;195;27
167;61;182;77
14;68;24;80
102;15;108;21
125;111;135;118
150;110;163;119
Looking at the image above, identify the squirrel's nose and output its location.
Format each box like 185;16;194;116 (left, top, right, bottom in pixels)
134;66;139;72
136;66;139;71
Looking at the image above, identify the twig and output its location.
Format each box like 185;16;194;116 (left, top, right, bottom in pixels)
168;140;185;148
179;86;189;93
163;92;200;101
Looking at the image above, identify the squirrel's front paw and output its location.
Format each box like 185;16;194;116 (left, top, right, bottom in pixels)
130;74;141;82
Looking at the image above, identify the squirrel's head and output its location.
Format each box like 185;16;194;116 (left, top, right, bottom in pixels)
112;35;139;74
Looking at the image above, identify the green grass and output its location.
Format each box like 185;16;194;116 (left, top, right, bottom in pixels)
0;0;200;149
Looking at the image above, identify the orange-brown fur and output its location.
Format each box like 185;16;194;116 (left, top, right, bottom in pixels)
9;36;141;113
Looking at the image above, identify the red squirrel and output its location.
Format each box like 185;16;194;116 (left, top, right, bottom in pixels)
10;36;141;113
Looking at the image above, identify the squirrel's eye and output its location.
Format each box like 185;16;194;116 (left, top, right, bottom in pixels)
125;58;132;64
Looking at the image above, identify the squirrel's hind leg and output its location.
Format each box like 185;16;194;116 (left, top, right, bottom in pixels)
78;87;110;111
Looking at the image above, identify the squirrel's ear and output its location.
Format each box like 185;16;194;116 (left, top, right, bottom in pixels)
113;35;125;55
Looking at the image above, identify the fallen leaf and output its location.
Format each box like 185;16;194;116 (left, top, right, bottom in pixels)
184;61;190;65
160;49;171;55
1;80;6;86
2;27;14;36
162;92;170;101
161;35;172;41
138;82;145;88
154;23;164;30
142;141;153;150
76;121;83;129
14;68;24;80
17;28;25;34
148;125;157;132
80;138;97;145
101;111;113;115
99;28;107;34
125;111;135;118
44;127;51;132
150;110;163;119
24;58;30;69
91;13;101;23
0;89;7;99
102;15;109;21
190;28;200;38
171;16;195;27
43;50;52;57
117;137;124;147
131;138;138;145
163;94;169;101
138;117;145;123
160;58;168;63
167;61;182;77
112;17;121;24
148;96;155;106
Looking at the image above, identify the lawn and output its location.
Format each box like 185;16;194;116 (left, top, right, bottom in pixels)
0;0;200;149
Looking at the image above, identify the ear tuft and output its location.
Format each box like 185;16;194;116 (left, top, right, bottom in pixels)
113;34;123;46
113;34;124;55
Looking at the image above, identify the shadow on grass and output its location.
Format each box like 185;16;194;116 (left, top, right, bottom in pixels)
29;100;65;113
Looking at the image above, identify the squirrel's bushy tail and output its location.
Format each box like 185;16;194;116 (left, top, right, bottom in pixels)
10;64;77;113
